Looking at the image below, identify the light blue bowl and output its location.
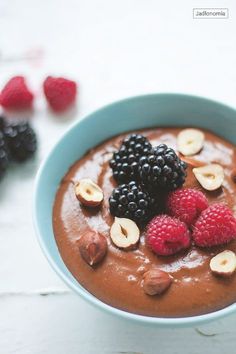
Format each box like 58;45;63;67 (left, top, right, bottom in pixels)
34;93;236;327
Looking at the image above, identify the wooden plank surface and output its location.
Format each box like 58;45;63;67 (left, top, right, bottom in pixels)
0;0;236;353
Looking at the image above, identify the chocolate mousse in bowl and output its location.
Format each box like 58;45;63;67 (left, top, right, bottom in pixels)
53;127;236;318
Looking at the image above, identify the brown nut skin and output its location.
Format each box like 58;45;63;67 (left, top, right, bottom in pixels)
78;230;107;266
231;168;236;184
143;269;172;296
179;155;206;168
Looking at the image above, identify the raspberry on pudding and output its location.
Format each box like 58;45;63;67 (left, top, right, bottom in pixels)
53;128;236;317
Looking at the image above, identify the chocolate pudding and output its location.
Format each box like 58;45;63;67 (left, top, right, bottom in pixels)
53;128;236;317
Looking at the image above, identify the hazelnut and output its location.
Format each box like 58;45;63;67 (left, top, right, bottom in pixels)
74;179;103;207
110;217;140;250
210;250;236;277
78;230;107;266
180;156;205;168
231;168;236;183
193;164;224;191
143;269;172;296
177;128;205;156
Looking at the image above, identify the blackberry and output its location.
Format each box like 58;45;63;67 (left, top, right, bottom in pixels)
0;131;10;179
2;121;37;162
0;116;4;130
139;144;187;191
109;181;157;224
109;134;152;183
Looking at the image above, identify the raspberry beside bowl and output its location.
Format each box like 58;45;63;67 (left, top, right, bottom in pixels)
33;93;236;327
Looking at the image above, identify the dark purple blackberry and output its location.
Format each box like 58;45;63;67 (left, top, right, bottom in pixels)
109;181;158;224
139;144;187;191
2;121;37;162
0;116;4;130
0;131;10;179
109;134;152;183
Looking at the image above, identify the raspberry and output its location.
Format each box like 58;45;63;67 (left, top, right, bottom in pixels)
43;76;77;112
139;144;187;191
167;188;208;226
193;203;236;247
146;215;191;256
109;134;152;184
0;76;34;110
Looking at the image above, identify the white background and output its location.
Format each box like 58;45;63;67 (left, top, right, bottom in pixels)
0;0;236;353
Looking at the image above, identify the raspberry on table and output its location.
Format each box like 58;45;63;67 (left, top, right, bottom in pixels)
167;188;208;226
109;134;152;184
193;203;236;247
2;120;37;162
139;144;187;191
43;76;77;113
0;131;10;179
0;76;34;110
109;181;157;224
146;215;191;256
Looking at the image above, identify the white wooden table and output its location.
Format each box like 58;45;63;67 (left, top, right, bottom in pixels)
0;1;236;353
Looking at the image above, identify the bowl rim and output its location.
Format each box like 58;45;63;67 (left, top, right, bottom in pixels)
33;93;236;327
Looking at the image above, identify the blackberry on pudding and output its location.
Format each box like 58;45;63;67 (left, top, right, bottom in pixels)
109;181;155;224
109;134;152;183
139;144;187;191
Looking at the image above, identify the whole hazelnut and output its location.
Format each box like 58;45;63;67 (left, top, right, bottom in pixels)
78;230;107;266
231;168;236;184
143;269;172;296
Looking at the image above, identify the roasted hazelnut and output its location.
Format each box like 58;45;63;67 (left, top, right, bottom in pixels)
143;269;172;296
79;230;107;266
231;168;236;184
75;179;104;207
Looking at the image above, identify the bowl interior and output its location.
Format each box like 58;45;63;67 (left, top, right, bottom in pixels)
34;93;236;327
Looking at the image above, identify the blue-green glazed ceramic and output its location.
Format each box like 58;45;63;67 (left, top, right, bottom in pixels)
34;94;236;327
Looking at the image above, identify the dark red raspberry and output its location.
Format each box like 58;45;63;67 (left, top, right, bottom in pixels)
167;188;208;226
43;76;77;112
0;76;34;110
193;203;236;247
146;215;191;256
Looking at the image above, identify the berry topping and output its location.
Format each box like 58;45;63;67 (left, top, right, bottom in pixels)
110;134;152;184
193;203;236;247
0;130;10;179
109;181;156;224
139;144;187;191
146;215;191;256
43;76;77;112
167;188;208;226
2;120;37;162
0;76;34;110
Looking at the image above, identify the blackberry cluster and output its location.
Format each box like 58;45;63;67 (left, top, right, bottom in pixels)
0;131;10;179
109;181;156;224
109;134;188;224
109;134;152;183
139;144;187;191
3;121;37;162
0;116;37;181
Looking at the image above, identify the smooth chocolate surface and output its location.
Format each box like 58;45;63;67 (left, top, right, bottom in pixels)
53;128;236;317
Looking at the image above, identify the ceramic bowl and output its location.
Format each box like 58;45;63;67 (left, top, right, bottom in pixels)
34;93;236;327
